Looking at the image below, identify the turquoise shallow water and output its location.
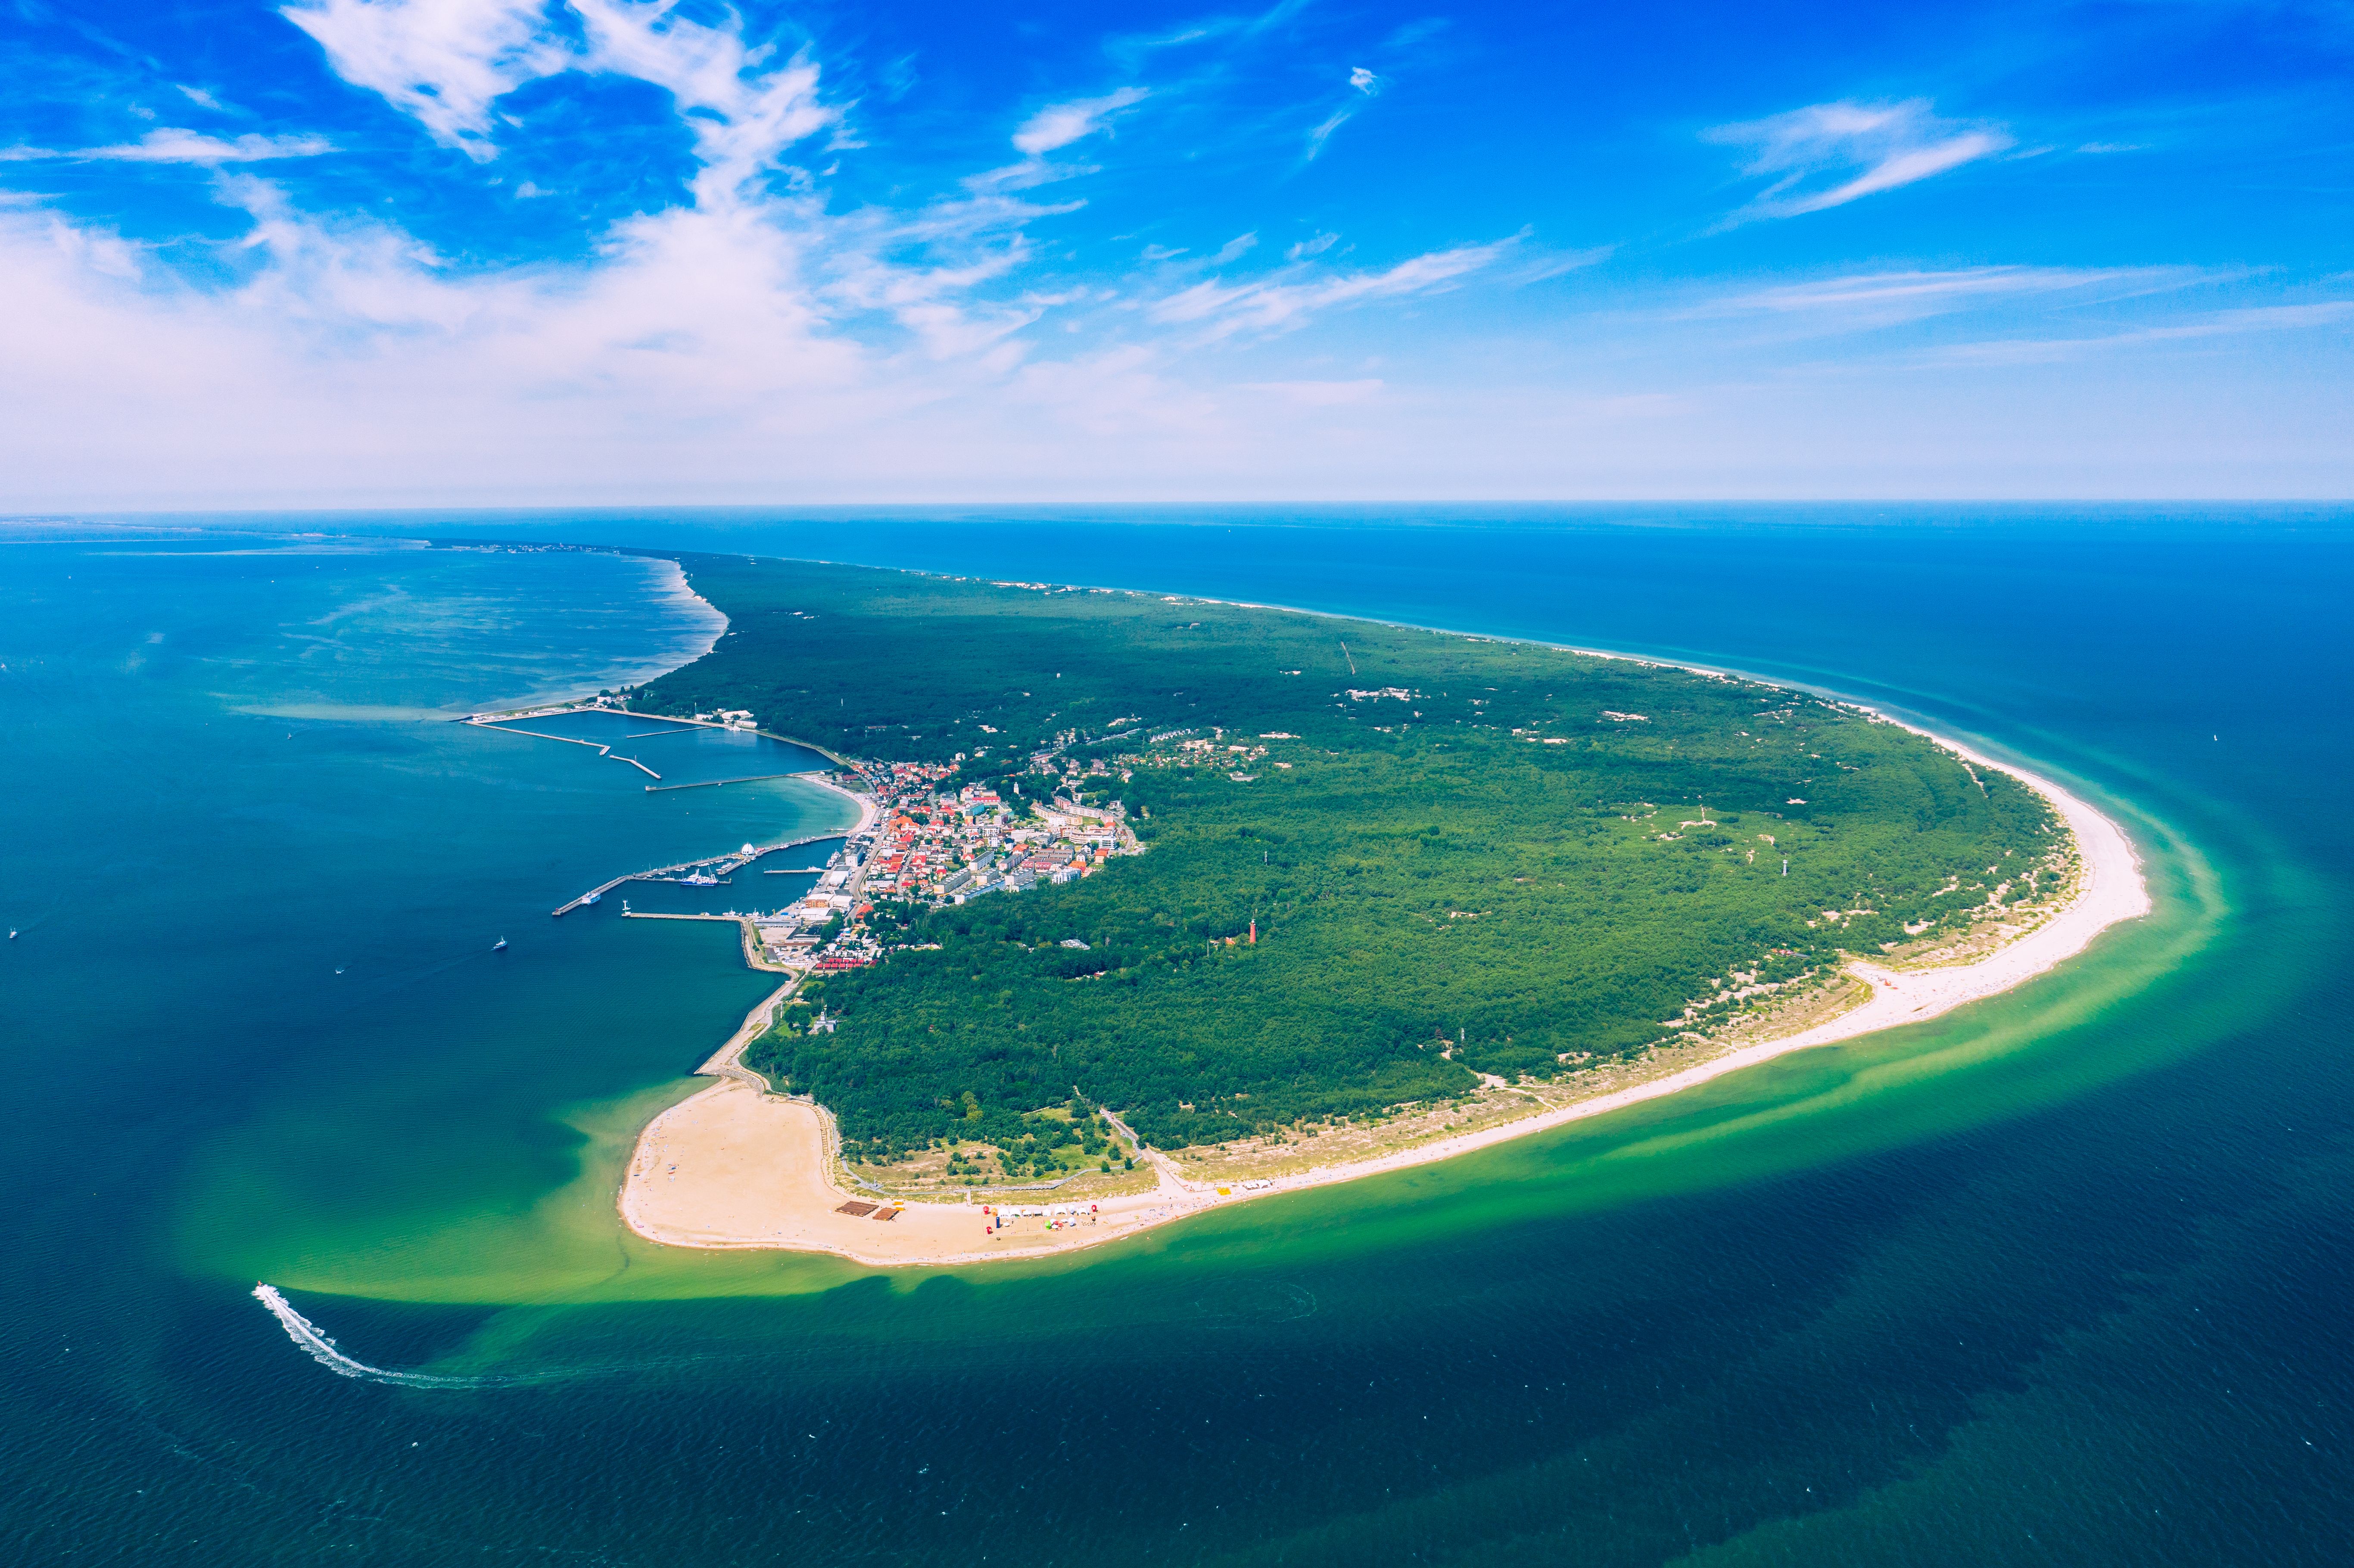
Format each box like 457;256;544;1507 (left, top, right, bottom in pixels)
2;509;2349;1565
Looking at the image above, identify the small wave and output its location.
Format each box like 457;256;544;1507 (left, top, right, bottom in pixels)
251;1285;504;1388
1183;1281;1320;1325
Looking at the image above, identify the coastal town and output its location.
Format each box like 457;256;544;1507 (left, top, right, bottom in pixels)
734;752;1145;974
522;691;1152;976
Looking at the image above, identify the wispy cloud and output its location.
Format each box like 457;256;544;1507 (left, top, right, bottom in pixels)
568;0;837;196
1705;265;2205;325
1937;301;2354;365
1305;109;1351;159
286;0;839;185
0;131;333;165
282;0;569;162
103;3;1038;392
1012;87;1149;155
1705;99;2011;223
1104;0;1314;69
1151;238;1517;339
1304;65;1387;160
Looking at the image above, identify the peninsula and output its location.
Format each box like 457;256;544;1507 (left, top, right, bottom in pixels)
596;553;2147;1266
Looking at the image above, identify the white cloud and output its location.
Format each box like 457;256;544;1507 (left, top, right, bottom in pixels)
1152;239;1515;339
6;178;2349;507
1705;99;2011;222
177;85;225;110
0;1;1114;501
0;131;333;164
569;0;838;200
1305;109;1350;159
287;0;838;184
1348;66;1382;94
282;0;570;161
33;2;2332;503
1709;265;2198;325
1938;301;2354;365
963;157;1100;194
1012;87;1148;155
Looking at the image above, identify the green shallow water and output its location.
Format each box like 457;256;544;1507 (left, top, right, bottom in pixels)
4;509;2350;1566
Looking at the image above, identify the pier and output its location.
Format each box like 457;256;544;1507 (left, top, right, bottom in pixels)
551;833;847;917
468;716;665;779
645;772;805;793
475;724;607;748
456;696;860;769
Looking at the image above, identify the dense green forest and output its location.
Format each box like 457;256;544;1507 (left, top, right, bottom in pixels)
623;552;2062;1155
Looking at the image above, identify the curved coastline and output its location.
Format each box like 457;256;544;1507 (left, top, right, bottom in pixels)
604;572;2153;1268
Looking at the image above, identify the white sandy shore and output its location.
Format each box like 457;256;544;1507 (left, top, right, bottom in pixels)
617;721;2149;1269
797;771;879;838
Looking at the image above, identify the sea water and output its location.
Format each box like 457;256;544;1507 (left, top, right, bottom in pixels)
1;508;2349;1565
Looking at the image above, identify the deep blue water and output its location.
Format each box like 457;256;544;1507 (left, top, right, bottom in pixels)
2;507;2350;1565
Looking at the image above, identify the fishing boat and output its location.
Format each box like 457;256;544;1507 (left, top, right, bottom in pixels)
492;938;508;952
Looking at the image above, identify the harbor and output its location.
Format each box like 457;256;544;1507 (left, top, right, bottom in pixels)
552;833;850;917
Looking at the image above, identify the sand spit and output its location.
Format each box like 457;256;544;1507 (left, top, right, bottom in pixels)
617;702;2150;1268
621;1080;1200;1266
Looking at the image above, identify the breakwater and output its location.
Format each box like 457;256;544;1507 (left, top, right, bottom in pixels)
465;715;673;780
552;833;844;917
645;772;804;792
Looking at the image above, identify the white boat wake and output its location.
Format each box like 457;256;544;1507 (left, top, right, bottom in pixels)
251;1284;503;1388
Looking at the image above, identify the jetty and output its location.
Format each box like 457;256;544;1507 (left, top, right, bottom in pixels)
552;833;846;917
456;699;859;771
646;772;801;793
464;715;676;780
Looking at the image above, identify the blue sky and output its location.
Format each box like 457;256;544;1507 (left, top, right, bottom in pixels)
1;0;2348;505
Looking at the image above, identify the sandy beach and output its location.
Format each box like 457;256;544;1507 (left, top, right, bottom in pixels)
618;716;2149;1269
798;770;880;837
621;1081;1200;1264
